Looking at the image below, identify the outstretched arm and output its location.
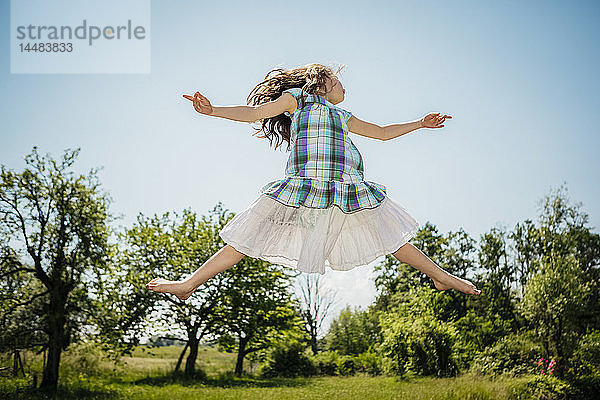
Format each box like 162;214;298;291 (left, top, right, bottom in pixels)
183;91;296;123
348;113;452;141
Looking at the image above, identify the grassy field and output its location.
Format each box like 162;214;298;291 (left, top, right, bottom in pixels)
0;344;560;399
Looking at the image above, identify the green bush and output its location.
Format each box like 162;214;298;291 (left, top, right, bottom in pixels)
567;329;600;377
379;313;459;377
336;354;356;376
307;348;383;377
566;374;600;400
309;350;340;376
322;305;381;356
354;348;382;376
469;330;542;377
258;340;316;378
507;374;573;400
452;310;513;371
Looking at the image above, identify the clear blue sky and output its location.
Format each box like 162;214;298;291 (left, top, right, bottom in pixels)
1;0;599;334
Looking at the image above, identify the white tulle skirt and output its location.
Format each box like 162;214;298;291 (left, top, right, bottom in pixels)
219;193;420;274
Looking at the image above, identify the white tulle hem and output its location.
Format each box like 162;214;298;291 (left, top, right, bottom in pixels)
219;193;420;274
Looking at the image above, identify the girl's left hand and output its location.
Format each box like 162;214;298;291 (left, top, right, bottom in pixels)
421;113;452;128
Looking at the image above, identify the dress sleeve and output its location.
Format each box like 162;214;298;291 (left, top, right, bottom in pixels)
336;107;353;124
282;88;303;112
282;87;302;99
281;88;302;104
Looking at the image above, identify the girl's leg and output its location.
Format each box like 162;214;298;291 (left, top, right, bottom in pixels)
392;242;481;295
145;244;246;300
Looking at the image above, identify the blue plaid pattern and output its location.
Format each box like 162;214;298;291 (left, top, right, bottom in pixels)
260;87;387;214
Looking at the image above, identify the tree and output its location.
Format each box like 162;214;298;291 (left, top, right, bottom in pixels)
520;254;592;377
373;223;478;322
0;265;47;375
216;257;302;376
115;204;232;377
296;273;338;354
476;224;519;326
0;147;112;391
518;183;599;377
89;238;158;363
510;219;539;299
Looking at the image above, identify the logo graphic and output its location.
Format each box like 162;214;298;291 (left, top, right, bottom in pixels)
11;0;151;74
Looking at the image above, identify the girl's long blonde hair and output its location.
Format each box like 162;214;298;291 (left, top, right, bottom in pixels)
247;63;346;151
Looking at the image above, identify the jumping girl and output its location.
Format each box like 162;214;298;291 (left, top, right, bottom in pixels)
146;63;481;300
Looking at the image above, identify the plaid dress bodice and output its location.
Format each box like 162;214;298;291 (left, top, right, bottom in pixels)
259;87;387;214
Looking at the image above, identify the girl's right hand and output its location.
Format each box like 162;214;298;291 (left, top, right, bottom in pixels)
183;91;213;115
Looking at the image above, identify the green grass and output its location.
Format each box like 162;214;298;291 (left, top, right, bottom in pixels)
2;374;536;400
0;345;559;400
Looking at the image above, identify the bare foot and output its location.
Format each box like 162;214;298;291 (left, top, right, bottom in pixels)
432;274;481;295
145;278;196;300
